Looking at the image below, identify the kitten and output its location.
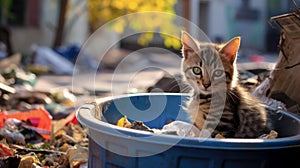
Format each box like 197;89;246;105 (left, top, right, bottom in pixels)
181;31;268;138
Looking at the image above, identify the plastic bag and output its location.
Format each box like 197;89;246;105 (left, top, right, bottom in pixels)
31;44;76;75
162;121;201;137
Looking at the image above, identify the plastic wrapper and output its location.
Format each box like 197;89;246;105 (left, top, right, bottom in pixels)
161;120;201;137
0;143;14;157
0;108;52;140
253;77;287;110
52;89;77;105
17;154;40;168
66;147;88;168
116;116;131;128
0;128;25;145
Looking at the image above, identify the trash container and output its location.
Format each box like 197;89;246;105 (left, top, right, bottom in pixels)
76;93;300;168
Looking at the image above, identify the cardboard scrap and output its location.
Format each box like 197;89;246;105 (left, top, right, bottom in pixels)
257;12;300;115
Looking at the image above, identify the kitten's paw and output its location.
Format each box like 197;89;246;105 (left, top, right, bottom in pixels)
259;130;278;139
215;133;225;139
199;129;211;138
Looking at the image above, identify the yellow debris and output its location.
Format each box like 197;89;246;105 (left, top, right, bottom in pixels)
116;116;132;128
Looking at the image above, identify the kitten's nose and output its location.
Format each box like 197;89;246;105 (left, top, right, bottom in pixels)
203;83;211;89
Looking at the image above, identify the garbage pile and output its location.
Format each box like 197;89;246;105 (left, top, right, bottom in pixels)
0;53;88;168
116;116;278;139
0;121;88;168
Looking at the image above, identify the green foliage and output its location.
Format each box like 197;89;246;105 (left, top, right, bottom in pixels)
0;0;12;9
88;0;182;50
0;0;12;24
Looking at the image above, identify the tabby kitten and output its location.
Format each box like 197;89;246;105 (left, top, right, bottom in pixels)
181;31;268;138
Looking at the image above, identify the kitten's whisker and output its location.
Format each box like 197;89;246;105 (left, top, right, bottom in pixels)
228;88;258;102
167;80;181;87
166;79;183;91
227;90;239;103
167;84;180;92
168;84;190;93
180;86;192;93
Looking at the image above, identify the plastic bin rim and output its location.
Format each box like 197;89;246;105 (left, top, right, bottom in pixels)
76;93;300;150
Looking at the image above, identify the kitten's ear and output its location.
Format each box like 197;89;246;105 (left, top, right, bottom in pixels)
181;31;198;58
220;36;241;63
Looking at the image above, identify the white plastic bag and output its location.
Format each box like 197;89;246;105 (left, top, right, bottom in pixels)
162;121;201;137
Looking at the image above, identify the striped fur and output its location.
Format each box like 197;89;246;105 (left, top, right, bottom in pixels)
181;31;267;138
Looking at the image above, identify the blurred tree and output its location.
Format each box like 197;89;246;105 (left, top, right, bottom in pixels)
0;0;12;25
0;0;13;55
53;0;68;48
88;0;182;50
53;0;88;48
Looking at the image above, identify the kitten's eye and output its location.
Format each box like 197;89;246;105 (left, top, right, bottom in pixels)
213;70;224;78
192;67;202;75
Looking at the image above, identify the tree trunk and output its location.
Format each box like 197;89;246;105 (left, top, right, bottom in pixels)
53;0;68;48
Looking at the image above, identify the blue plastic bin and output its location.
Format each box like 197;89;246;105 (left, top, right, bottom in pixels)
76;93;300;168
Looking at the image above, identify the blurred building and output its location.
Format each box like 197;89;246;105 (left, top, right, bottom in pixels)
0;0;88;55
193;0;295;53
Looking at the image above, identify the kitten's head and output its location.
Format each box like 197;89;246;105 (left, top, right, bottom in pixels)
180;31;240;95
